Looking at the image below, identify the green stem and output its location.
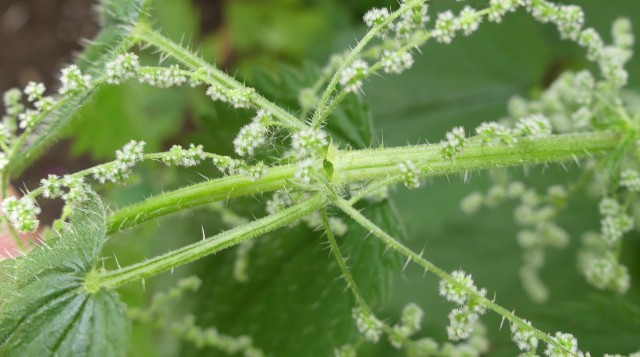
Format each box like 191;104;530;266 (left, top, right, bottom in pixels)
320;209;369;310
106;131;620;233
311;0;425;128
95;194;326;290
331;194;577;356
133;23;305;131
107;164;296;233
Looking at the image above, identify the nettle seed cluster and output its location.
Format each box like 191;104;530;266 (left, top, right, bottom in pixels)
1;0;639;356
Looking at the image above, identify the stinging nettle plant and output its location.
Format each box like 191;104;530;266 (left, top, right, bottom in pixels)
0;0;639;356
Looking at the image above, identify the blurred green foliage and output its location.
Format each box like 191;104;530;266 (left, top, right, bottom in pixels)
63;0;640;355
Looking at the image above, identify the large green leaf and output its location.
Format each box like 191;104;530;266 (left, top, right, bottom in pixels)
70;85;187;160
0;191;129;356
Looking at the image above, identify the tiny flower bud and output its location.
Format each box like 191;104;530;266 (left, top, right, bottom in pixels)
352;307;383;343
106;53;141;84
24;82;45;102
433;11;457;44
441;126;466;159
339;60;369;93
59;65;92;95
398;160;421;189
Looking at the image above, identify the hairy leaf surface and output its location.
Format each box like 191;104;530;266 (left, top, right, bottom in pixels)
0;191;129;357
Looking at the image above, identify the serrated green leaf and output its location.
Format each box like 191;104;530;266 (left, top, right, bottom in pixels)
0;191;130;357
69;85;187;160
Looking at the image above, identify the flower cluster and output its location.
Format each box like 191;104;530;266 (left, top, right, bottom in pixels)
2;196;40;233
440;126;466;159
233;240;254;283
461;180;568;301
339;59;369;93
294;158;316;185
457;6;482;36
24;82;45;102
620;169;640;192
381;51;414;75
161;144;206;167
577;18;634;88
129;276;263;356
363;8;390;36
291;128;328;157
543;332;580;357
352;307;383;343
475;122;516;146
106;53;141;84
233;110;271;157
212;156;266;181
8;82;55;131
511;320;538;353
40;174;63;199
206;85;255;109
423;0;632;91
58;65;92;95
438;270;487;341
92;140;146;184
139;65;187;88
3;88;23;122
583;252;629;294
60;176;87;203
388;303;424;349
375;1;427;40
398;160;421;189
599;197;633;245
334;345;356;357
574;196;633;294
514;114;552;139
265;190;293;215
487;0;518;23
433;11;457;44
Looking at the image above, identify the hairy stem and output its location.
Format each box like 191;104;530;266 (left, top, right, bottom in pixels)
106;131;619;233
332;194;576;355
321;209;369;310
95;194;326;290
311;0;425;127
107;164;296;233
132;23;306;131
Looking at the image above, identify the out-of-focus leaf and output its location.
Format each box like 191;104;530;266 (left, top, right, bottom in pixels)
0;191;129;356
228;1;348;67
11;0;148;175
97;0;151;27
70;85;187;160
533;294;640;354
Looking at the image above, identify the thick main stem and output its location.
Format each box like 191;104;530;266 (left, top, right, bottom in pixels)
107;131;620;233
95;194;326;290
